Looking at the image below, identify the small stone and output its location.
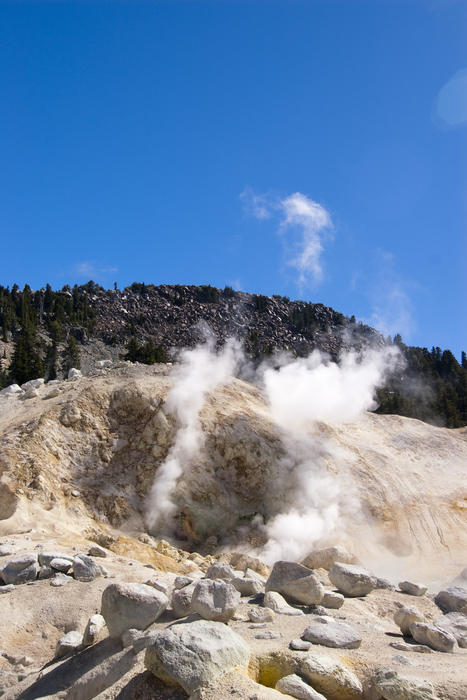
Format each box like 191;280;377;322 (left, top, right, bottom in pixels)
302;546;356;571
389;641;432;654
55;630;83;658
263;590;304;616
83;614;106;646
328;562;376;597
50;573;73;587
174;576;193;590
50;557;72;573
205;562;236;580
394;605;425;636
145;579;169;596
248;606;275;623
321;590;344;609
254;630;282;640
302;618;362;649
266;561;324;605
399;581;428;597
232;577;264;596
434;586;467;614
68;368;82;379
276;674;327;700
290;638;312;651
88;544;107;558
0;584;15;594
1;553;39;585
73;554;102;582
191;578;240;623
374;668;439;700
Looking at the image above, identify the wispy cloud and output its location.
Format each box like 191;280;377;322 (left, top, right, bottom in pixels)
241;188;333;287
73;261;118;280
435;68;467;128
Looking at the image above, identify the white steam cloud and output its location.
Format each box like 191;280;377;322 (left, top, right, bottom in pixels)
241;188;332;287
145;337;242;533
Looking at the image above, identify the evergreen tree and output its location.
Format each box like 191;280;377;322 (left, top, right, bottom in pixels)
9;327;44;385
62;336;80;373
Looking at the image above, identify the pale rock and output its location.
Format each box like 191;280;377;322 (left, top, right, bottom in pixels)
373;668;439;700
205;562;236;580
300;653;363;700
55;630;83;658
38;565;54;579
145;579;169;596
0;384;22;396
434;586;467;614
266;561;324;605
59;403;82;426
434;612;467;647
290;638;312;651
0;545;16;557
389;641;432;654
144;619;250;694
263;590;304;616
83;613;106;646
50;573;73;586
45;387;61;398
399;581;428;597
302;546;356;571
175;575;194;589
50;557;72;573
101;582;168;638
409;621;456;653
0;584;15;594
375;577;395;590
321;590;344;609
254;630;282;640
328;562;376;597
248;606;275;623
133;630;160;653
88;544;107;557
1;553;39;585
276;674;327;700
232;576;264;596
302;618;362;649
21;378;44;391
394;606;425;636
191;578;240;622
68;368;82;379
73;554;102;582
38;551;74;566
24;387;39;399
172;581;197;618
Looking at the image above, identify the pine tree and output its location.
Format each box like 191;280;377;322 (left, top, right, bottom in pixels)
62;336;80;374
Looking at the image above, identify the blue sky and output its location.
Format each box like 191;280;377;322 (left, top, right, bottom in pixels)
1;1;466;357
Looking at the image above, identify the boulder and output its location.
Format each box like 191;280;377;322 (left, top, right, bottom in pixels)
191;579;240;622
328;563;375;597
263;591;304;616
399;581;427;597
232;576;264;596
302;546;356;571
101;582;168;638
394;606;425;636
0;384;22;396
409;621;456;653
300;653;363;700
83;613;106;646
172;581;197;618
73;554;102;582
50;557;73;573
373;668;439;700
55;630;83;658
266;561;324;605
276;674;327;699
434;612;467;648
434;586;467;614
144;619;250;694
302;618;362;649
1;553;39;585
248;606;276;623
205;562;236;580
38;551;74;567
321;590;344;609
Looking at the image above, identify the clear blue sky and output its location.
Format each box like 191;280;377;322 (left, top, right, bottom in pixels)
1;0;466;357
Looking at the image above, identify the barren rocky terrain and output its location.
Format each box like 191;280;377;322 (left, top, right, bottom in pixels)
0;361;466;698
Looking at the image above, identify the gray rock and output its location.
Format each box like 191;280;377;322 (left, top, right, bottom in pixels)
38;551;74;567
232;576;264;596
0;545;16;557
254;630;282;640
174;576;193;589
1;383;22;395
0;584;15;594
144;619;250;694
68;368;82;379
59;403;81;426
409;621;456;653
248;606;275;623
55;630;83;658
50;557;73;573
73;554;102;582
263;591;304;616
399;581;427;597
276;674;327;699
300;653;363;699
1;553;39;585
374;577;395;590
321;590;344;609
434;612;467;647
266;561;324;605
191;578;240;622
328;562;376;597
302;546;356;571
302;618;362;649
145;579;169;596
83;613;106;646
38;565;54;579
290;638;312;651
373;668;439;700
205;562;236;580
389;641;432;654
434;586;467;614
50;573;73;586
88;544;107;558
172;581;196;618
394;605;425;636
101;582;168;638
133;630;160;653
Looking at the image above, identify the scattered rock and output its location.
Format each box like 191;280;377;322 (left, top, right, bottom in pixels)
290;638;312;651
232;576;264;596
0;383;22;396
248;606;276;623
191;578;241;622
205;562;236;580
434;586;467;614
266;561;324;605
174;575;193;589
300;653;363;699
0;545;16;557
101;582;168;638
38;565;54;579
434;612;467;647
409;621;456;653
38;551;74;567
276;673;327;699
394;605;425;636
389;641;432;654
68;368;82;379
374;577;395;590
399;581;428;597
328;562;376;597
1;553;39;585
302;546;356;571
373;668;440;700
73;554;102;582
55;630;83;658
263;591;304;616
321;590;344;609
59;403;81;426
82;613;106;646
144;619;250;694
50;573;73;586
0;584;15;594
145;579;169;596
302;618;362;649
255;630;282;640
172;581;197;618
88;544;107;558
50;557;72;573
